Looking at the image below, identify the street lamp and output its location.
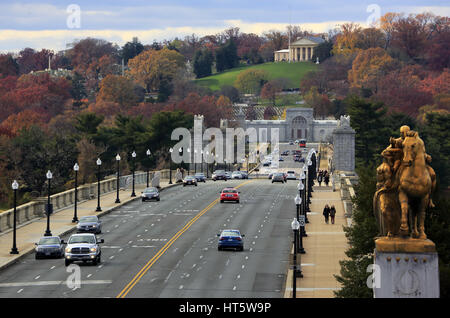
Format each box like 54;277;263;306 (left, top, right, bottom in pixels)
201;150;204;174
131;151;136;197
146;149;151;188
291;218;303;298
10;180;19;254
72;163;79;223
307;159;313;212
115;154;121;203
206;151;210;178
44;170;53;236
96;158;102;211
187;148;191;175
295;195;305;253
178;148;183;178
169;148;173;184
302;166;309;223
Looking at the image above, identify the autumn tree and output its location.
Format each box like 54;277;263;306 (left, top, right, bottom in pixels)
332;23;363;56
261;80;282;106
348;47;397;92
0;54;19;78
234;69;269;94
304;87;333;119
127;48;185;92
97;74;138;108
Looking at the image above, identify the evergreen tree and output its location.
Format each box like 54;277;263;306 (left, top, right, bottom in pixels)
193;49;213;78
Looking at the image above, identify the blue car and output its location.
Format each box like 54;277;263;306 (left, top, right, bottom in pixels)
35;236;65;259
217;229;245;251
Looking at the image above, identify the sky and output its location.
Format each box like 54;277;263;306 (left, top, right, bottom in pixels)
0;0;449;52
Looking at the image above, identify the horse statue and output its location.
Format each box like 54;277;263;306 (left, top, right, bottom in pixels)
373;126;436;240
397;131;433;239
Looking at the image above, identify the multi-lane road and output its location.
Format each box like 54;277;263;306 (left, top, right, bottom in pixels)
0;143;309;298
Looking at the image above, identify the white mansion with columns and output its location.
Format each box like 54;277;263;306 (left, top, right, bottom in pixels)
274;36;325;62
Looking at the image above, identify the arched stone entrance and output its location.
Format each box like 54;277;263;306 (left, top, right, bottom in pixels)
291;116;307;140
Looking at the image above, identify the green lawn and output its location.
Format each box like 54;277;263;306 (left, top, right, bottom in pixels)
194;62;318;91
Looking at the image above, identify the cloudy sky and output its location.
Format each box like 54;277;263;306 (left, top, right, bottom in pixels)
1;0;449;52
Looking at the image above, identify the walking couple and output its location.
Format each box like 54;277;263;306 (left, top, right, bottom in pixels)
323;204;336;224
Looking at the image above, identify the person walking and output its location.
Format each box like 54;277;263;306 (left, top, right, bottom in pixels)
323;204;330;224
324;171;330;186
317;171;323;186
330;205;336;224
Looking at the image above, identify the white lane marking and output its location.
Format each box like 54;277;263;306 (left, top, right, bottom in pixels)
34;276;40;280
233;286;237;291
87;274;92;278
179;285;184;290
109;256;114;259
0;280;112;287
50;266;55;270
17;289;23;293
218;274;223;280
131;245;156;248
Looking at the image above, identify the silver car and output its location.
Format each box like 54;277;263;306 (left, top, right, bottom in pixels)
76;215;102;234
65;233;103;266
272;173;286;183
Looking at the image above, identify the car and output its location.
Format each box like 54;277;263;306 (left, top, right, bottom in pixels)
240;171;248;179
220;188;240;203
279;157;284;161
76;215;102;234
217;229;245;251
183;176;198;186
64;233;103;266
286;171;297;180
281;151;289;156
289;140;294;145
263;162;271;167
141;187;160;202
194;173;206;183
35;236;65;259
299;139;306;147
231;171;243;179
272;172;286;183
224;171;232;180
212;170;227;181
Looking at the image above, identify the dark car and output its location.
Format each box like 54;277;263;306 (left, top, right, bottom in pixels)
299;139;306;147
35;236;65;259
183;176;198;186
141;187;160;202
218;229;245;251
272;172;286;183
212;170;227;181
240;171;248;179
194;173;206;182
76;215;102;234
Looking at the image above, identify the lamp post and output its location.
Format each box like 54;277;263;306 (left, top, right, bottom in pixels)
295;195;305;253
131;151;136;197
95;158;102;211
178;148;183;178
307;159;312;213
206;151;210;178
146;149;151;188
297;181;307;237
44;170;53;236
169;148;173;184
72;163;79;222
291;218;302;298
115;154;121;203
10;180;19;254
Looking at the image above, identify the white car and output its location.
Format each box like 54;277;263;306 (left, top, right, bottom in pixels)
231;171;243;179
64;233;104;266
286;171;297;180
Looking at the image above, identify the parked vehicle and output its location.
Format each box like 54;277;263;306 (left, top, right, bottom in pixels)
286;171;297;180
64;233;103;266
35;236;65;259
217;229;244;251
141;187;160;202
231;171;243;179
224;171;232;180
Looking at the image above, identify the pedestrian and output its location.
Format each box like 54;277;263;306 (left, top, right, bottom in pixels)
323;204;330;224
324;171;330;186
317;171;323;186
330;205;336;224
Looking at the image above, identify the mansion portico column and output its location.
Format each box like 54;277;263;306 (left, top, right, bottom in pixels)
310;47;314;60
300;47;303;61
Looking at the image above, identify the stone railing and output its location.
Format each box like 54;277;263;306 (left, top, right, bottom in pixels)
0;169;173;233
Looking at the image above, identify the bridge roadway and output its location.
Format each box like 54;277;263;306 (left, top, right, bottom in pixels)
0;143;309;298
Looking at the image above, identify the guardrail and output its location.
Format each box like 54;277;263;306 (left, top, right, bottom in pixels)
0;169;173;233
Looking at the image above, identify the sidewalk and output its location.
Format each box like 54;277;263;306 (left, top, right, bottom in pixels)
284;181;348;298
0;180;180;271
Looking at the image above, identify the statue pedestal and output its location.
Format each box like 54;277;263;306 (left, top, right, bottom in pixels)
373;237;439;298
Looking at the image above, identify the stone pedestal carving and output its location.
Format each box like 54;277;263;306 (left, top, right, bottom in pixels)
374;238;439;298
332;115;355;172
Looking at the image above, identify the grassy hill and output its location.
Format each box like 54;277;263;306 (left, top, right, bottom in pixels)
194;62;318;91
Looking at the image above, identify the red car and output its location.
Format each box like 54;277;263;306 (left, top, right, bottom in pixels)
220;188;240;204
299;139;306;147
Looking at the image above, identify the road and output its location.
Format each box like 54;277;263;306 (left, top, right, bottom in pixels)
0;143;311;298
